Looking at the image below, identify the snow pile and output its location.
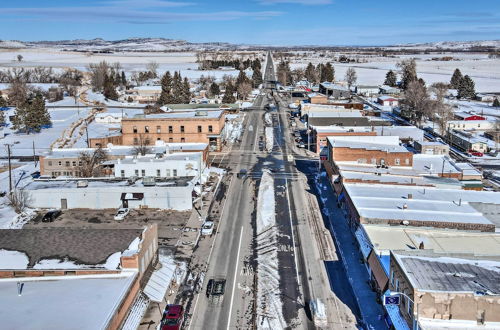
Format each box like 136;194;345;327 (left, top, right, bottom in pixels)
264;113;272;126
224;116;244;143
265;127;274;152
0;250;29;269
200;166;226;184
33;251;122;270
122;237;140;257
256;170;286;329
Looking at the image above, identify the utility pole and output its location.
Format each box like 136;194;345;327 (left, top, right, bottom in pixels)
85;119;90;148
32;141;37;167
5;144;12;193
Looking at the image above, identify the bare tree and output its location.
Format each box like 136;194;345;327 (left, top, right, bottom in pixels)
8;189;32;213
132;134;152;156
8;79;28;107
17;54;23;62
146;61;159;78
87;61;112;91
345;67;357;88
401;80;430;126
237;82;252;100
77;146;109;177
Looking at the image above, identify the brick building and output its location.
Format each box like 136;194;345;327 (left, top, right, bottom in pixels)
90;110;226;151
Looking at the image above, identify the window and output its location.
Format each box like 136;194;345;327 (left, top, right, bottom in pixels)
390;271;395;285
180;126;185;133
157;137;161;141
405;159;410;165
65;161;70;167
157;169;161;177
168;126;173;133
395;158;400;165
173;169;177;176
72;161;76;166
135;169;139;176
371;158;376;165
121;170;125;178
166;169;171;177
407;298;413;315
395;279;400;292
168;138;173;143
141;169;146;176
58;161;62;166
78;161;82;166
133;138;138;145
198;125;202;133
181;138;185;143
133;126;138;133
208;125;213;133
156;125;161;133
48;161;52;166
145;139;150;145
145;126;149;133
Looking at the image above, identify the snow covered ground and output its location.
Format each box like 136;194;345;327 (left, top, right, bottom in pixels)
291;53;500;93
224;114;244;144
255;170;286;329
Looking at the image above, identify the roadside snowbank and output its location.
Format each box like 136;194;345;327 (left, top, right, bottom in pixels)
265;127;274;152
256;170;286;329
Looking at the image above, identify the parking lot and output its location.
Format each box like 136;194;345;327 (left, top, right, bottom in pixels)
25;208;191;246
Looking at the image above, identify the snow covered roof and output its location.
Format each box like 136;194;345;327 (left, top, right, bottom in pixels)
362;224;500;256
0;228;143;269
341;171;462;188
331;140;409;153
137;109;224;120
116;152;202;164
343;183;498;226
393;251;500;294
308;110;363;118
412;155;461;175
25;177;192;190
320;82;349;91
0;272;137;329
378;96;398;101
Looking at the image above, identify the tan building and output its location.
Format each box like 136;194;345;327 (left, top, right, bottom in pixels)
414;141;449;155
390;250;500;329
90;110;226;151
125;86;162;104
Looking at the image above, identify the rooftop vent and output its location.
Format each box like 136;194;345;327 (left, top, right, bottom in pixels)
402;204;408;210
408;193;413;200
195;110;208;117
76;180;88;188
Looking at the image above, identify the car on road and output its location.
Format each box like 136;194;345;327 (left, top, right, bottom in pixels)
201;220;214;235
41;209;62;222
470;151;484;157
114;208;129;221
298;142;305;148
160;304;184;330
237;168;248;179
206;278;226;304
290;121;296;127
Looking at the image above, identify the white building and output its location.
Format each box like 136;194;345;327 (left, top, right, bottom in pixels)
355;85;380;96
377;96;399;107
447;120;495;131
113;152;204;179
25;178;194;210
95;113;124;124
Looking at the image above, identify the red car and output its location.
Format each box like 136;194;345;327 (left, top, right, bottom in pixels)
160;304;184;330
470;151;484;157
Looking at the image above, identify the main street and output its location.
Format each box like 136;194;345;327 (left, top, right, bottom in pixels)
188;52;358;329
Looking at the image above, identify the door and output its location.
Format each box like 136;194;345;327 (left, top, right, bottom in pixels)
61;199;67;209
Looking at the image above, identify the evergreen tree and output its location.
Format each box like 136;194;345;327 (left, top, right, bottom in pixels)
121;71;127;86
157;71;173;105
397;58;417;90
252;58;261;71
236;69;249;87
252;66;263;88
493;98;500;107
209;82;220;97
458;75;476;99
12;94;51;133
384;70;397;87
323;62;335;82
450;68;463;89
305;62;317;84
103;74;118;100
222;82;236;103
182;77;191;103
0;110;4;126
0;93;7;108
277;60;292;85
171;71;183;103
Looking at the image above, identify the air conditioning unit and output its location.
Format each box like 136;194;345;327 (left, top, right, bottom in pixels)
76;180;88;188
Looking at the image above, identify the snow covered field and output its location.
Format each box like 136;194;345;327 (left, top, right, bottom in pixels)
291;53;500;93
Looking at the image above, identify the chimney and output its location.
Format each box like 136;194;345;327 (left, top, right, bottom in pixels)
419;241;425;249
407;193;413;200
403;203;408;210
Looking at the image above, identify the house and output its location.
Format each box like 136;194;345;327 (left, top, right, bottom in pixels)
95;113;125;124
0;225;159;329
379;85;401;95
24;177;194;211
355;85;380;96
377;96;399;107
453;112;486;121
318;82;350;99
126;86;162;104
113;152;204;179
446;120;494;131
476;93;497;102
446;130;489;153
310;126;377;155
390;250;500;329
326;135;413;167
89;110;226;151
307;93;328;104
414;141;449;155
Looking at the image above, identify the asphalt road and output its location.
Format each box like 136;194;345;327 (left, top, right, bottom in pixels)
189;52;358;329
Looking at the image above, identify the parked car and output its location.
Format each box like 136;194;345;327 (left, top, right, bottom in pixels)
470;151;484;157
160;304;184;330
114;208;129;221
298;142;305;148
201;220;214;235
42;210;62;222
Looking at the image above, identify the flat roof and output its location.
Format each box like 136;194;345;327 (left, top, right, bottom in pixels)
0;273;137;330
133;110;223;120
341;171;462;188
362;224;500;256
308;111;363;118
26;177;192;190
331;140;409;153
344;183;497;226
116;152;201;164
393;252;500;294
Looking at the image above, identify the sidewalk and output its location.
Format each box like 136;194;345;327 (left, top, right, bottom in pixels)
316;173;388;330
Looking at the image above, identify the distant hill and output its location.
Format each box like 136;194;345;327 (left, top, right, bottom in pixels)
392;40;500;50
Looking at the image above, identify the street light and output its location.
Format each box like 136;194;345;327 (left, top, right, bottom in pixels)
384;291;420;330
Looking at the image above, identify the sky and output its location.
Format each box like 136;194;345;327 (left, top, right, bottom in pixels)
0;0;499;46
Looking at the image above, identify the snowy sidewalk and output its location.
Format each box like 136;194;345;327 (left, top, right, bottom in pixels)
317;174;388;330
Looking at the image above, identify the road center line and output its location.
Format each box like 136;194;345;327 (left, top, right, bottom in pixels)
226;226;244;330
